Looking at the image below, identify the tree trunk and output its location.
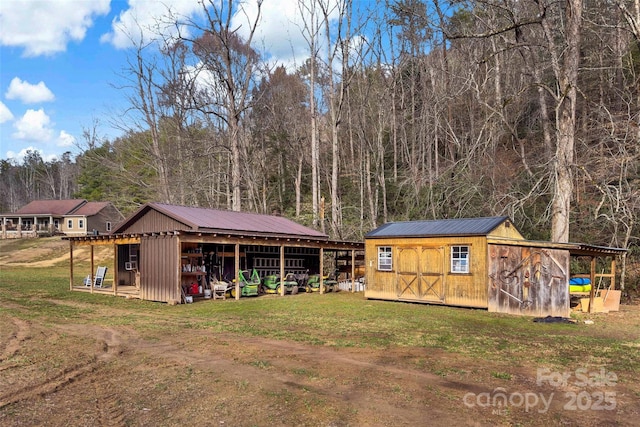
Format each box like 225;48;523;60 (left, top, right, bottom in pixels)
549;0;582;242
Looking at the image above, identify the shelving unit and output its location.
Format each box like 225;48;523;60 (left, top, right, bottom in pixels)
335;251;365;278
253;257;306;277
181;244;206;296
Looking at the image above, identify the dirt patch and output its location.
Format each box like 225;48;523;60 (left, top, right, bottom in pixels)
1;299;638;426
0;237;112;267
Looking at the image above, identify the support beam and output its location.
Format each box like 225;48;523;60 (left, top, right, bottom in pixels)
235;243;240;300
351;250;356;292
280;244;285;296
588;256;596;313
69;241;74;290
90;245;95;294
611;258;616;290
319;247;324;294
113;243;118;295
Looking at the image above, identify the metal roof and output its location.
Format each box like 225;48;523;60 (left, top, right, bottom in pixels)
569;243;627;256
365;216;511;238
112;202;329;239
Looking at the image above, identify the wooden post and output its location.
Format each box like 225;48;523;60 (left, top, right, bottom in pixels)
235;243;240;300
319;247;324;294
177;238;182;303
588;256;596;313
113;242;118;295
611;257;616;290
90;245;95;294
351;250;356;293
69;240;74;290
280;244;285;296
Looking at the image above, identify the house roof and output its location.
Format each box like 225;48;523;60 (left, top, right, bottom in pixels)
6;199;117;217
365;216;513;238
71;201;112;216
13;199;87;215
112;202;329;239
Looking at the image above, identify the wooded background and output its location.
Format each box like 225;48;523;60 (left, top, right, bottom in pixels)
1;0;638;287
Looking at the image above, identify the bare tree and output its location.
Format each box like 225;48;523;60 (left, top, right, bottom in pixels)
297;0;323;228
185;0;264;212
250;66;310;216
113;30;174;203
437;0;583;242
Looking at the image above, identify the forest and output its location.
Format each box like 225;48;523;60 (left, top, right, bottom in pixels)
1;0;638;287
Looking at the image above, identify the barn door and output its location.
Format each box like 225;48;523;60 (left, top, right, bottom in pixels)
396;246;445;302
419;247;445;302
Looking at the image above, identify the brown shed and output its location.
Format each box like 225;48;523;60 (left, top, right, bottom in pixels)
68;203;363;304
364;217;625;317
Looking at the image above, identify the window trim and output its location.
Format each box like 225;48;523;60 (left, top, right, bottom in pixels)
377;246;393;271
450;245;470;274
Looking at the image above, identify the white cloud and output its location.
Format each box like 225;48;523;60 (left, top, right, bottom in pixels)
0;0;111;56
12;109;54;142
101;0;202;49
6;78;55;104
0;101;14;123
5;147;59;163
100;0;343;69
57;130;76;147
234;0;342;70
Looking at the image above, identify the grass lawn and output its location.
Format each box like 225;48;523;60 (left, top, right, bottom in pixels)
1;262;638;375
1;238;639;426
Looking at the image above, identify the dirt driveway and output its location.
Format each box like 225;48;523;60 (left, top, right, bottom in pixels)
1;295;638;427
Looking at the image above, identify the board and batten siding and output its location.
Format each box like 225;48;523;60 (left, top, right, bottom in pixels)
364;236;489;308
487;244;570;317
140;235;181;303
121;209;189;234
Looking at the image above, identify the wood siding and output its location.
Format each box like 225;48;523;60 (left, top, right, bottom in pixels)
487;244;569;317
396;246;445;302
122;210;189;234
61;216;85;235
487;221;524;240
140;235;181;303
86;204;124;234
364;236;488;308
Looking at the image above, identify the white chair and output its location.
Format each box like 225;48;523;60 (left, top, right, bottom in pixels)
211;278;228;300
93;266;108;288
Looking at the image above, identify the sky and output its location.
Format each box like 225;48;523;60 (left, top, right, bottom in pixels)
0;0;338;163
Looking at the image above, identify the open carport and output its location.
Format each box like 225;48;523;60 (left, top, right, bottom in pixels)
68;203;363;303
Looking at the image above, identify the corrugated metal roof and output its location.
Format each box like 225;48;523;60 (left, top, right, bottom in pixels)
487;238;627;255
114;202;329;239
14;199;87;215
570;243;627;255
365;216;511;238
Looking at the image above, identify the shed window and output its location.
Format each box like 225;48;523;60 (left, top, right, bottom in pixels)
79;219;84;229
378;246;392;271
106;221;111;232
451;246;469;273
67;219;73;229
